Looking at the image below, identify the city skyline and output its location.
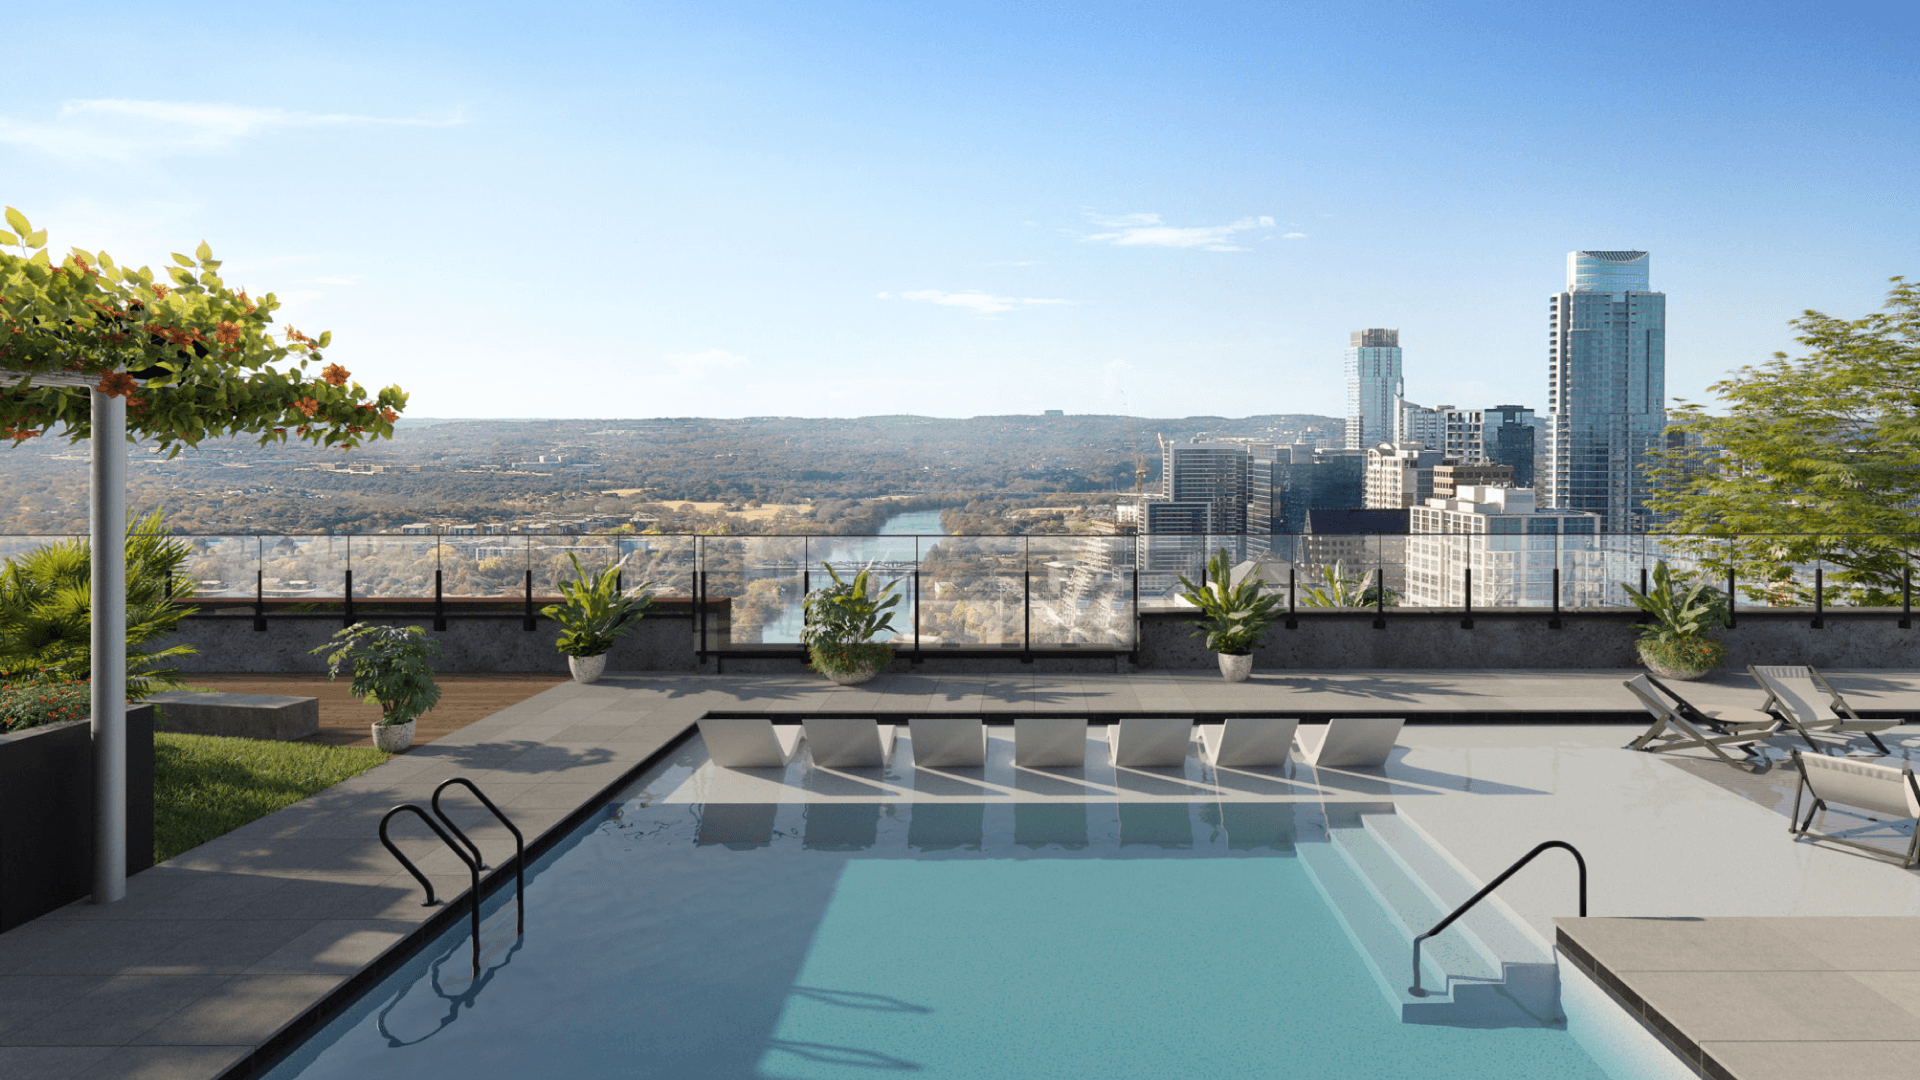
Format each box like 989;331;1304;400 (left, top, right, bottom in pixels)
2;2;1915;420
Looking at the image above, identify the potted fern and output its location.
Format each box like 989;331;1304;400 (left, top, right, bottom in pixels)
312;623;442;752
1621;560;1728;680
543;553;653;684
801;563;901;685
1177;548;1283;682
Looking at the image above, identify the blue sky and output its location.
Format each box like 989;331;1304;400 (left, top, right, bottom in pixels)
3;1;1915;420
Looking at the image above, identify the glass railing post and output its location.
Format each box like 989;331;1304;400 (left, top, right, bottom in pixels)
1813;567;1825;629
1903;564;1912;630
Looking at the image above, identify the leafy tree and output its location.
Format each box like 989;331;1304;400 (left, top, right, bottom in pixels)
1;205;406;451
0;511;199;696
1649;278;1918;604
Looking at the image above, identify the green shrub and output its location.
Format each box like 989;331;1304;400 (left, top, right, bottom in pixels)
0;671;93;733
153;733;388;862
312;623;442;726
1637;635;1728;674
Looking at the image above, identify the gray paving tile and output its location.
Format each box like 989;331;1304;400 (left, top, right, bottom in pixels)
1564;917;1832;972
0;1045;117;1080
1848;970;1920;1022
1701;1039;1920;1080
125;920;325;976
134;975;343;1045
72;1044;250;1080
1630;969;1920;1043
7;975;227;1045
242;920;414;975
4;920;202;977
1764;917;1920;971
248;874;429;922
0;976;110;1040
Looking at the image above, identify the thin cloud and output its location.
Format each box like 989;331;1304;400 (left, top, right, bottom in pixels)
1083;212;1276;252
0;98;466;164
883;289;1070;315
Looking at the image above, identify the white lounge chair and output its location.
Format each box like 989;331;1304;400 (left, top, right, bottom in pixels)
1623;674;1781;769
1107;717;1193;767
1199;717;1300;768
802;717;897;768
1014;718;1086;767
1752;665;1897;755
697;718;804;769
1296;717;1404;769
907;717;986;768
1791;749;1920;867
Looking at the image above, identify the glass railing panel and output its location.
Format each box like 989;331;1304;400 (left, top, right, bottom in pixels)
1028;535;1134;648
348;536;439;600
701;535;811;647
796;534;918;646
620;534;697;604
179;535;257;597
918;536;1025;648
438;535;528;598
528;535;621;599
259;535;346;601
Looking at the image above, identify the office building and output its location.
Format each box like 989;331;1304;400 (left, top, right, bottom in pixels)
1432;462;1514;500
1406;486;1604;607
1399;400;1448;448
1299;507;1410;595
1247;445;1366;553
1133;436;1252;595
1364;443;1449;509
1545;251;1666;531
1437;404;1537;486
1345;329;1403;450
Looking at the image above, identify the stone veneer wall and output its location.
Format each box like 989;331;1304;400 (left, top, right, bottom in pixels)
155;607;1920;674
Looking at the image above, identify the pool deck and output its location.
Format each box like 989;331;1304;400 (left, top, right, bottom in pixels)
2;668;1918;1080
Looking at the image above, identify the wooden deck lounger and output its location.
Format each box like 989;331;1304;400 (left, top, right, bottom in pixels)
1622;675;1780;770
1751;665;1897;755
1791;750;1920;867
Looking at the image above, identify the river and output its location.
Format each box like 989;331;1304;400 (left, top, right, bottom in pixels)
758;507;950;643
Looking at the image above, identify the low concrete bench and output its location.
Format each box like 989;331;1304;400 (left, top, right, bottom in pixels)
145;691;320;741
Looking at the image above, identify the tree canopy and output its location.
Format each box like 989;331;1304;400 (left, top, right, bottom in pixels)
1649;277;1919;604
1;205;406;452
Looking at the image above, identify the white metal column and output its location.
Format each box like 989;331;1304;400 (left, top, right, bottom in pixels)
90;388;127;903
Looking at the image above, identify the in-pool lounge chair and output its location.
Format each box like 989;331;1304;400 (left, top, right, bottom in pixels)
1622;674;1781;769
908;717;987;768
802;717;897;768
697;718;805;769
1751;665;1896;756
1790;749;1920;867
1107;717;1194;768
1295;717;1404;769
1199;717;1300;768
1014;718;1087;767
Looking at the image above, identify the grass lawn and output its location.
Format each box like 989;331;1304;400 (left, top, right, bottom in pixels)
153;733;389;862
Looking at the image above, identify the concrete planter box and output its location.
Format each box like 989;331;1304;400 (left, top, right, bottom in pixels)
145;691;319;740
0;704;155;933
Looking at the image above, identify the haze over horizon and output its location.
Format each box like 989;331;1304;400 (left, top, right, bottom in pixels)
4;2;1915;421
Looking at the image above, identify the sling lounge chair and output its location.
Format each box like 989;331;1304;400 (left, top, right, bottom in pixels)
1751;666;1896;756
1107;718;1194;768
907;717;987;768
697;718;804;769
1296;717;1404;769
1790;749;1920;867
1014;718;1087;767
802;717;897;768
1622;674;1781;769
1199;717;1300;768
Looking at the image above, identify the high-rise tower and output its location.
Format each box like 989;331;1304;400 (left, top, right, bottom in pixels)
1344;328;1402;450
1545;251;1666;531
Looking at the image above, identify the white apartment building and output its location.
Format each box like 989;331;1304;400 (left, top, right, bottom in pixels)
1364;443;1449;509
1405;486;1604;607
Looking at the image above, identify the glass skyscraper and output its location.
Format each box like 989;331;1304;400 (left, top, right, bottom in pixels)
1544;251;1666;532
1344;328;1402;450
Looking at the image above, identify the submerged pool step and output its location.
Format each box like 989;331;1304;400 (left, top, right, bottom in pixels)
1301;810;1561;1027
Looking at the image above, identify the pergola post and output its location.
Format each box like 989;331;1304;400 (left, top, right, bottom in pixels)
90;388;127;904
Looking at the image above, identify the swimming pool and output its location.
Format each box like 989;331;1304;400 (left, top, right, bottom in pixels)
261;739;1676;1079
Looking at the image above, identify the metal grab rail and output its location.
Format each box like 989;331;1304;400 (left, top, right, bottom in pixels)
380;804;483;975
1408;840;1587;998
431;777;526;936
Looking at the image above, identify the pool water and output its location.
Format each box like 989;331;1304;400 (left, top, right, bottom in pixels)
262;782;1630;1080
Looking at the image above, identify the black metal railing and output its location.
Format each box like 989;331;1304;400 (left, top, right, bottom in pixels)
1409;840;1587;998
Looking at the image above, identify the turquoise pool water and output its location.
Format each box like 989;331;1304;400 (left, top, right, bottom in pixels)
263;793;1620;1079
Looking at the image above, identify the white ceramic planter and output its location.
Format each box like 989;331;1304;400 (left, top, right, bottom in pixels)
1218;652;1253;682
372;719;417;753
569;653;608;684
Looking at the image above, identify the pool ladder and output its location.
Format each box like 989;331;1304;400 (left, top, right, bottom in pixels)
379;777;526;976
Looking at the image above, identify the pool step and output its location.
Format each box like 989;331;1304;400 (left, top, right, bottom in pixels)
1300;807;1561;1027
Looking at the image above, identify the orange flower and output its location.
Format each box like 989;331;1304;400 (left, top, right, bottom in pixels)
321;363;349;386
294;397;320;418
151;284;170;299
96;372;139;398
214;321;242;346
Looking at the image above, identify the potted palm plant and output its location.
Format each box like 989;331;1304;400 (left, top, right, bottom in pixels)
1621;559;1728;680
542;553;654;684
1177;548;1283;682
801;563;901;685
312;623;442;752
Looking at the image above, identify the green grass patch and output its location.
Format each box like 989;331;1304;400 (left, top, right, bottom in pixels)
153;733;389;863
